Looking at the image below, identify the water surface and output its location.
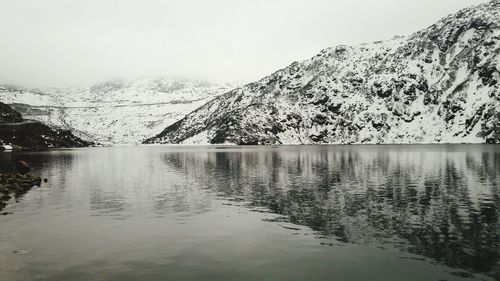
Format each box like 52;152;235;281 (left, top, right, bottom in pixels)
0;145;498;281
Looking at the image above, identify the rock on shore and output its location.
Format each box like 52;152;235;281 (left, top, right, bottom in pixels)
0;173;42;212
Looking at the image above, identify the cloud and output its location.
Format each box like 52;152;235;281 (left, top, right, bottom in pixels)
0;0;487;88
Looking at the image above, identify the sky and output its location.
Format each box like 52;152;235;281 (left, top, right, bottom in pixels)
0;0;488;88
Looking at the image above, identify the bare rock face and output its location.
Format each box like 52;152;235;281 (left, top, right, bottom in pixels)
0;102;23;123
146;0;500;145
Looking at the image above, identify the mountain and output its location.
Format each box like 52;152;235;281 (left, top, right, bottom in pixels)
0;102;90;149
145;0;500;145
0;78;232;144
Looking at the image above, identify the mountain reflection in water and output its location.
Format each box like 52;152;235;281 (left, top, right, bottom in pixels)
0;145;498;281
162;146;499;278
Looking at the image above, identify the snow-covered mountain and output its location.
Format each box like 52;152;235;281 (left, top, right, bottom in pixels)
0;78;232;144
146;0;500;145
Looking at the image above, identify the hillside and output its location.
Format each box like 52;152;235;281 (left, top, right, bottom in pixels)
0;102;90;149
145;0;500;145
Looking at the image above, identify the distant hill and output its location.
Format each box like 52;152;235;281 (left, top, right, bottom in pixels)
0;78;233;144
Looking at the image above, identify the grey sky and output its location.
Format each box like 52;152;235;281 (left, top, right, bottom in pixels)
0;0;488;88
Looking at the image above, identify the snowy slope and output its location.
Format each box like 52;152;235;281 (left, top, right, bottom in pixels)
146;0;500;145
0;78;232;144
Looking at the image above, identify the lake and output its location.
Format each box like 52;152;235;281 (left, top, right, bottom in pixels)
0;145;498;281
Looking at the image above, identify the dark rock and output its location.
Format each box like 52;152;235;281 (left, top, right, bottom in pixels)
424;91;440;105
327;103;342;113
372;120;385;129
349;77;364;86
310;130;328;142
311;94;330;105
312;114;329;125
16;160;31;174
371;82;393;98
451;104;463;113
0;103;23;123
465;104;486;133
478;65;499;86
478;108;500;143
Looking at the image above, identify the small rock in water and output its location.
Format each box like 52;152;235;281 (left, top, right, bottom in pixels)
16;160;31;175
12;249;28;254
449;271;473;278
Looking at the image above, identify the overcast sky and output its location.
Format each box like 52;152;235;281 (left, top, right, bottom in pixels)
0;0;488;88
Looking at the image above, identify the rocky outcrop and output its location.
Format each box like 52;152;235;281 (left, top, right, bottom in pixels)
145;0;500;145
0;172;43;213
0;102;23;123
0;102;91;149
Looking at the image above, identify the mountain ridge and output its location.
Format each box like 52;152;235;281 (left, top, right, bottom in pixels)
0;78;233;144
145;0;500;145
